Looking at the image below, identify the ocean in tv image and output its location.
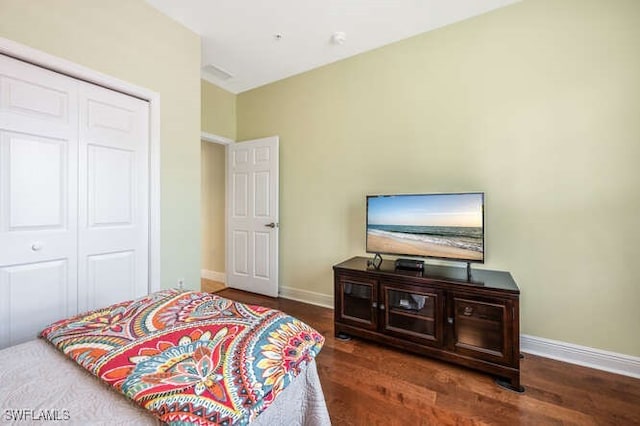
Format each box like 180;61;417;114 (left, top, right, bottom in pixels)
366;193;484;261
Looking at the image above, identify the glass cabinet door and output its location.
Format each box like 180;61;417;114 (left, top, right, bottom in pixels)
451;295;512;365
382;284;442;346
338;276;377;330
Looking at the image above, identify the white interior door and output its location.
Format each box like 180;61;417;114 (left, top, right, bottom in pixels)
226;136;279;297
0;55;79;348
77;83;149;312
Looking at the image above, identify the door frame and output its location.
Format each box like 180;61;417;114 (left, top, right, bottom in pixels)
201;131;232;285
0;37;161;292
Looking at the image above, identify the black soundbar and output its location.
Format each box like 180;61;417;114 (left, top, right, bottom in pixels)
395;258;424;271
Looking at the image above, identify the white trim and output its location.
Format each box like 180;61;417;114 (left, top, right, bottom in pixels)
0;37;162;293
225;145;229;293
148;97;161;292
201;269;226;283
202;131;234;145
279;286;334;309
521;334;640;379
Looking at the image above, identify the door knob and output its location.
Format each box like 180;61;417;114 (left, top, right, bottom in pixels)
31;242;43;251
265;222;278;228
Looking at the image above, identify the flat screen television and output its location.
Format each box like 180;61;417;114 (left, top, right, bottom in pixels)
366;192;484;263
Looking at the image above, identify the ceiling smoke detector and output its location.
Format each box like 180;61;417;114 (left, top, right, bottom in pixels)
331;32;346;45
202;63;234;81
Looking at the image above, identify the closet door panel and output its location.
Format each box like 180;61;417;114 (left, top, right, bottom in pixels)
87;144;134;227
78;83;149;312
0;55;78;349
0;66;71;136
87;250;135;310
0;260;72;348
7;133;66;230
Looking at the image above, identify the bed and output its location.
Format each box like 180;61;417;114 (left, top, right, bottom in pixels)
0;289;331;425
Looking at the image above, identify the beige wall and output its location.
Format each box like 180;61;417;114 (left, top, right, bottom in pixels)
0;1;202;290
237;0;640;356
202;79;237;140
201;141;226;273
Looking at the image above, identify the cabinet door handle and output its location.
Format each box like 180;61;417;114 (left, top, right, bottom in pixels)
372;301;378;308
380;303;385;311
447;317;454;324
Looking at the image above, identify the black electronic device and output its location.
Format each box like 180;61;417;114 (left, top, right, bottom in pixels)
395;258;424;271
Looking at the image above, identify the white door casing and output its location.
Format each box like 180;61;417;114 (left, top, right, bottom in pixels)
0;55;79;348
226;137;279;297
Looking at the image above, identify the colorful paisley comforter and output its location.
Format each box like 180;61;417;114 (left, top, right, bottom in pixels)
40;289;325;425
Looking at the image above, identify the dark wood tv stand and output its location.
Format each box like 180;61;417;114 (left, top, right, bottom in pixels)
333;256;523;392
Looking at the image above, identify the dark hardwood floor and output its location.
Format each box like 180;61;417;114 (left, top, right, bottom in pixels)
217;288;640;426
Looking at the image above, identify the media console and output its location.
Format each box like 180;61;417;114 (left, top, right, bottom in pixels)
334;256;523;392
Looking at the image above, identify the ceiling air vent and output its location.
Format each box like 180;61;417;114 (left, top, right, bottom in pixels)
203;64;234;80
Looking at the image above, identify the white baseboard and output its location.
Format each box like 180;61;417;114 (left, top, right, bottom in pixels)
278;286;333;309
521;334;640;379
266;287;640;379
201;269;226;283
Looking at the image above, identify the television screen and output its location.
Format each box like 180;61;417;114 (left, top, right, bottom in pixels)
366;192;484;263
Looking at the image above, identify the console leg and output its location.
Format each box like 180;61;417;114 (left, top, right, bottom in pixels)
336;332;352;341
496;377;525;393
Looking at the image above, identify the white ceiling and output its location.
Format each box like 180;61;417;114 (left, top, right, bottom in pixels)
146;0;519;94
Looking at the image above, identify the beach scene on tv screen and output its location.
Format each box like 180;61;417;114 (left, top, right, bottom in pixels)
367;193;484;261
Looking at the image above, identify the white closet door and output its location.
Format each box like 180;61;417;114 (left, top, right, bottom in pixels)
0;55;79;348
78;83;149;312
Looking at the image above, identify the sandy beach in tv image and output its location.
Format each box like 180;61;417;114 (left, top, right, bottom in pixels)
367;193;484;261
